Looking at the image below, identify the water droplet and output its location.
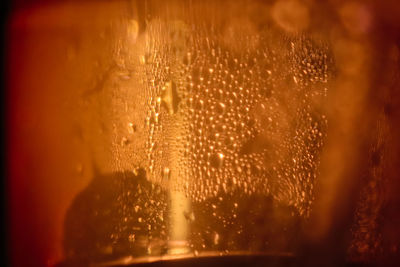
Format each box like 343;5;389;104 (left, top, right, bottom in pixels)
161;81;181;115
162;167;171;181
210;152;224;168
217;102;226;114
121;137;130;146
127;122;136;134
213;232;220;245
139;55;146;64
128;234;136;242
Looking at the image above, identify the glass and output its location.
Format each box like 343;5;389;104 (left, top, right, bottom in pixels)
7;0;400;266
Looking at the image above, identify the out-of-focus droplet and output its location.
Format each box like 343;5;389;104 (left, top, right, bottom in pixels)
134;205;140;212
127;19;139;42
339;2;371;35
128;234;136;243
163;167;171;181
217;103;226;114
162;81;181;115
210;152;224;168
213;232;220;245
184;210;195;222
118;71;131;81
271;0;310;33
139;55;146;65
127;122;136;134
121;137;130;146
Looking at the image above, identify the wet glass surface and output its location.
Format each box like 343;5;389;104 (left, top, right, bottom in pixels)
7;0;400;266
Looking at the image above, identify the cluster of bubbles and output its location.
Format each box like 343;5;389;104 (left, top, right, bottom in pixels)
68;1;395;262
113;170;169;257
138;19;332;216
104;11;334;256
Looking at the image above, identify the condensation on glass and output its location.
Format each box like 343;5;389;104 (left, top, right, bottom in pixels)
8;0;400;266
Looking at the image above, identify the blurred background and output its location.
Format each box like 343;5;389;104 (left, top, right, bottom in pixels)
4;0;400;267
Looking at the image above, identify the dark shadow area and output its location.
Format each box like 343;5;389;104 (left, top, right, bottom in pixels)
62;168;168;265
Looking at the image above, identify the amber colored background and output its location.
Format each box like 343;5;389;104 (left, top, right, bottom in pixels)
5;1;400;267
6;1;99;266
6;1;133;265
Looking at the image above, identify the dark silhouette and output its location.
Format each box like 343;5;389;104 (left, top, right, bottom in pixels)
62;168;168;265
